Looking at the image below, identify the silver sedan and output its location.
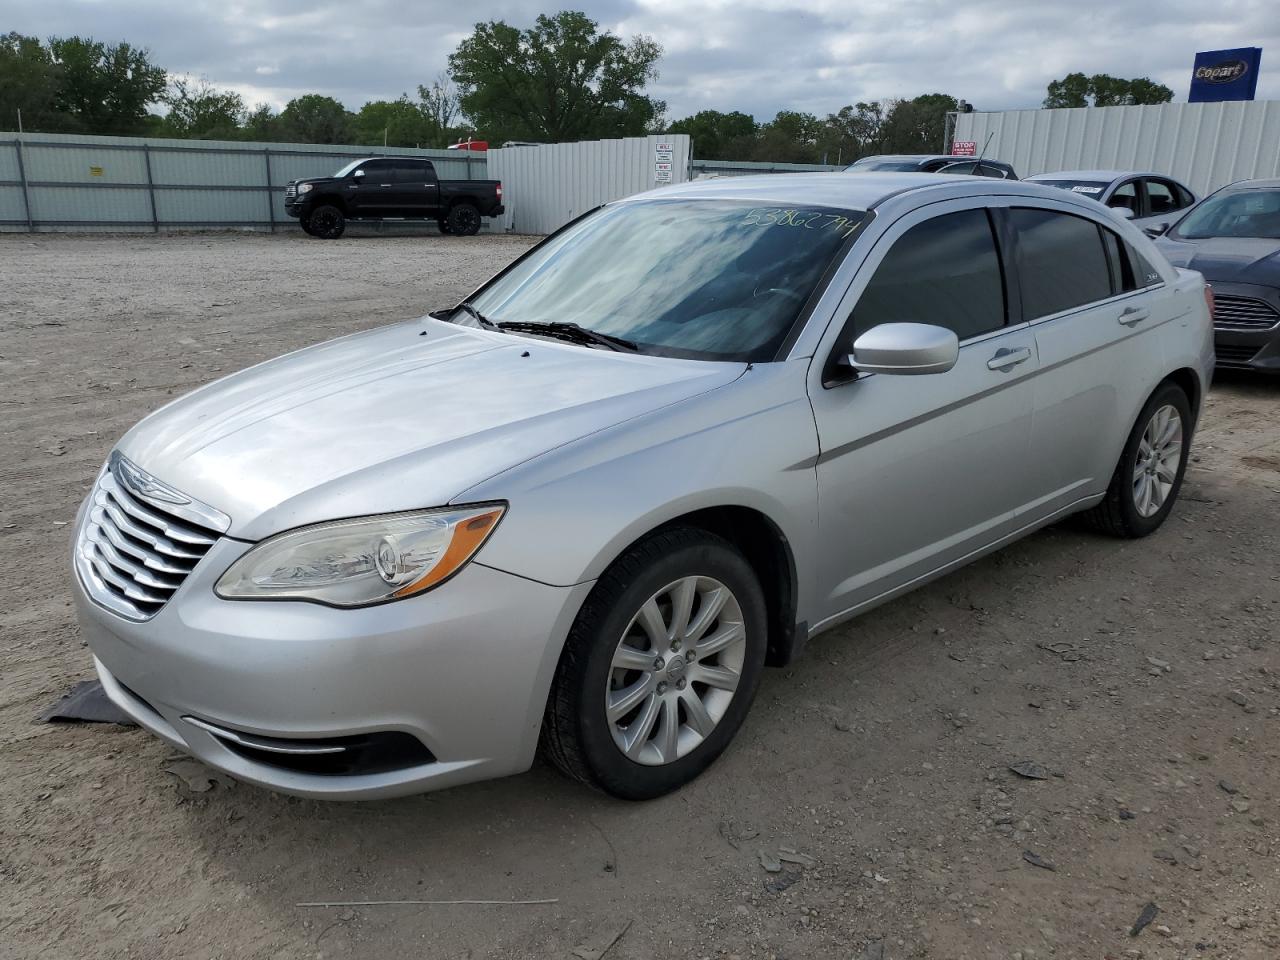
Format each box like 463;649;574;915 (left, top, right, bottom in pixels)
73;174;1213;801
1026;169;1197;233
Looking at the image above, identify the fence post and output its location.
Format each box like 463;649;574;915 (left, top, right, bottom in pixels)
14;139;34;232
142;144;159;232
465;152;473;180
263;148;275;233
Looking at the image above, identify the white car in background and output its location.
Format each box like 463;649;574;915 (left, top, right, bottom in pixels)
1027;171;1197;233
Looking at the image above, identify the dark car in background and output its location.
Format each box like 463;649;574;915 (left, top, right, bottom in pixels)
1156;179;1280;373
846;154;1019;179
284;157;504;239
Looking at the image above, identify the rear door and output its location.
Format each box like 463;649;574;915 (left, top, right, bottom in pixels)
1013;205;1172;516
807;199;1039;623
1137;177;1193;231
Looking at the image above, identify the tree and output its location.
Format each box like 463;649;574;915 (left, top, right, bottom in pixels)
277;94;354;143
161;76;244;139
816;102;886;165
241;103;280;141
1044;72;1173;108
48;36;166;134
666;110;757;160
0;33;67;132
354;96;427;146
448;11;663;143
418;73;461;144
882;93;958;154
752;111;823;163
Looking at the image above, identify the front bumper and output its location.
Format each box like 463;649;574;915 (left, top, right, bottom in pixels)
1214;327;1280;372
73;529;592;799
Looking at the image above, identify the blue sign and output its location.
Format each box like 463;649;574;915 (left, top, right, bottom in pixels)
1189;47;1262;102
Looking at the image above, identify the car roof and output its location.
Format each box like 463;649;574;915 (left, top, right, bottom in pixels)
1218;177;1280;191
637;172;1086;211
857;155;1007;164
1027;170;1170;183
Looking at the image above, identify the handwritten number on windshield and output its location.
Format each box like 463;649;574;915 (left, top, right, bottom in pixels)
741;208;862;238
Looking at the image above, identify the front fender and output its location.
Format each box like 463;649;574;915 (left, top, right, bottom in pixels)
457;360;823;619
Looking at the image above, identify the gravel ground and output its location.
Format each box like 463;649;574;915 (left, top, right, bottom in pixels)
2;233;1279;960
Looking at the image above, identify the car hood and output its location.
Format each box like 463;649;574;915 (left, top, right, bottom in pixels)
1156;236;1280;286
119;319;745;540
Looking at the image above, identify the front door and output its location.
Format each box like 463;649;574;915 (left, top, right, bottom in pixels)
349;159;399;214
808;201;1039;625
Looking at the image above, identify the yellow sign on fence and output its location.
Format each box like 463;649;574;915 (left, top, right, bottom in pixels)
89;166;103;177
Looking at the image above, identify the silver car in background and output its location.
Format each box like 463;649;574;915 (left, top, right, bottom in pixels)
1027;170;1197;233
72;175;1213;802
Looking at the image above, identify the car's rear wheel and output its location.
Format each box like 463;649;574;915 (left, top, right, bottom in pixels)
446;202;481;236
306;205;345;239
541;527;767;800
1084;382;1191;538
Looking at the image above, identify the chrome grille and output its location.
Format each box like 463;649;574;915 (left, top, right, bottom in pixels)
1213;295;1280;330
285;184;297;199
75;454;229;621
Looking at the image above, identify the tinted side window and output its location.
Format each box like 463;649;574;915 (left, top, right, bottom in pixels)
359;159;396;180
1010;208;1113;318
976;163;1006;178
1146;180;1178;216
394;161;431;183
1108;180;1138;214
851;209;1006;341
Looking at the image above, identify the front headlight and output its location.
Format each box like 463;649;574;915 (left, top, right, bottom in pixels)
215;504;505;607
296;183;314;194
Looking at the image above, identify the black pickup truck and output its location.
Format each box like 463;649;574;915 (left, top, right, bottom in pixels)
284;157;504;239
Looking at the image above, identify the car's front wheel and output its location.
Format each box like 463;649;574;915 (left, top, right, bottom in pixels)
1084;381;1192;537
306;205;345;239
541;528;767;800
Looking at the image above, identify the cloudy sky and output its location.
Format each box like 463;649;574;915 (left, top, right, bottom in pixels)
6;0;1279;120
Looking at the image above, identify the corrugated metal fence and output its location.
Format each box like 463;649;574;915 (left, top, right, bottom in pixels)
954;100;1280;197
0;131;487;232
486;135;690;235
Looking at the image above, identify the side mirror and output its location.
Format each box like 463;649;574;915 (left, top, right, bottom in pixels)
1114;206;1135;220
1144;222;1169;238
352;168;365;178
848;322;959;376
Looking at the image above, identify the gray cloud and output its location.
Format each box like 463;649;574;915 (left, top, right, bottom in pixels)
7;0;1278;120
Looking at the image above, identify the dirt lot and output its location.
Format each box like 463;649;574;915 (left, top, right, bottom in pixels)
2;232;1278;960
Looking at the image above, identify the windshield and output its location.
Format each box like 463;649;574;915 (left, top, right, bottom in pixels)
847;158;922;172
468;199;867;362
332;159;364;178
1032;180;1111;197
1172;188;1280;240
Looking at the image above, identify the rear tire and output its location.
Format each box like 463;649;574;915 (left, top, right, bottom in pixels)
446;203;481;236
306;205;345;239
541;527;767;800
1083;382;1191;538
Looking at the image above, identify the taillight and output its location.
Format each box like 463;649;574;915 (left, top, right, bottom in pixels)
1203;283;1214;320
496;182;503;200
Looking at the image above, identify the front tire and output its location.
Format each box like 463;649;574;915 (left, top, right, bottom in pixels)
306;205;345;239
541;528;767;800
1083;382;1191;538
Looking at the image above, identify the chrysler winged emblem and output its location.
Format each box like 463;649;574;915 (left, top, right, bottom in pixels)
111;452;191;506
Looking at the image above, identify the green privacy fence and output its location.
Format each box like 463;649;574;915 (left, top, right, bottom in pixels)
0;132;489;233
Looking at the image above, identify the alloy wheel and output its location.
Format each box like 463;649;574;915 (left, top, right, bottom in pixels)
1132;403;1183;518
606;576;746;766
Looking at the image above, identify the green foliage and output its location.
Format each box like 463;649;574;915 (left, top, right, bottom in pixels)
448;10;663;143
667;110;758;160
277;94;354;144
48;36;166;134
0;32;68;131
161;76;245;139
881;93;958;155
1044;72;1173;108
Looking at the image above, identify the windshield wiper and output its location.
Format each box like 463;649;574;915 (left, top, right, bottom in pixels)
496;320;639;352
450;302;497;328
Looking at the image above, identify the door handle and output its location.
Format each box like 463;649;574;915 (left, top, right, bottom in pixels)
987;346;1032;371
1118;305;1150;326
379;183;392;187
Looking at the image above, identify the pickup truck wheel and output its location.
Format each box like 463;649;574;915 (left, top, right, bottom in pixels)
446;203;481;236
437;217;452;235
306;205;345;240
540;527;767;800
